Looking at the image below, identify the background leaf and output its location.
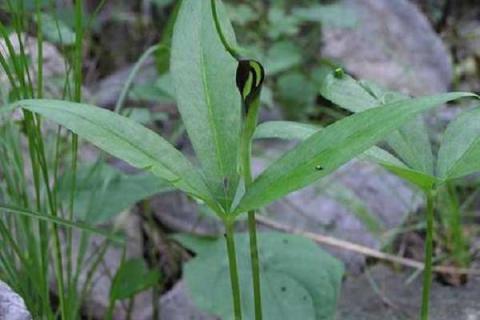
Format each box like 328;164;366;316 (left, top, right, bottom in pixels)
292;4;357;28
318;71;435;175
110;258;161;301
36;13;76;46
437;107;480;181
16;99;214;206
171;0;241;208
178;232;344;320
235;93;474;213
57;162;172;224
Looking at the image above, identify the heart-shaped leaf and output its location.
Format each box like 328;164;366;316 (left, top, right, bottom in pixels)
178;232;344;320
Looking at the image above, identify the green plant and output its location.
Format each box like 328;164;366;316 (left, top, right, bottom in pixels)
107;258;162;319
0;1;149;319
222;0;357;120
268;70;480;319
3;1;478;320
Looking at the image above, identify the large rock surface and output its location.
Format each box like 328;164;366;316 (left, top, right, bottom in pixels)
322;0;452;95
136;281;217;320
255;149;422;274
0;281;32;320
339;265;480;320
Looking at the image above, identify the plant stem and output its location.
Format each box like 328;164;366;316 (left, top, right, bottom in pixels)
247;211;262;319
421;189;435;320
241;97;263;319
224;220;242;320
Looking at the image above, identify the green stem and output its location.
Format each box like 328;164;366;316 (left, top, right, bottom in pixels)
247;212;262;319
240;93;263;320
224;220;242;320
421;189;435;320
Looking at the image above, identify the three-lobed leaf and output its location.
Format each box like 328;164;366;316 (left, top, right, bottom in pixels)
234;93;475;213
171;0;241;209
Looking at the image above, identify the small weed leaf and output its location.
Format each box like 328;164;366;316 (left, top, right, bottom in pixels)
57;162;172;224
110;259;161;301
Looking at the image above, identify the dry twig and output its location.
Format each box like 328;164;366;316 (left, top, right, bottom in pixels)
256;215;480;276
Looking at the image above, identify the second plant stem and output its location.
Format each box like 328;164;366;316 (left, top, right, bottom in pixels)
241;97;263;320
225;220;242;320
420;189;435;320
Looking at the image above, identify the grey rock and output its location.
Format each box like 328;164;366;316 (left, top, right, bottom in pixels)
339;265;480;320
0;33;89;100
136;281;217;320
151;192;224;236
0;281;32;320
255;151;422;273
57;212;150;320
322;0;452;95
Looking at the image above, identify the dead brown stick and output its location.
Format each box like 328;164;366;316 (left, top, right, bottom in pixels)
256;215;480;276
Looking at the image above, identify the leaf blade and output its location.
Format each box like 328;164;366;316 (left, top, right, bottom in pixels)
318;71;435;175
16;99;213;205
254;120;438;190
171;0;241;207
437;107;480;181
235;93;475;213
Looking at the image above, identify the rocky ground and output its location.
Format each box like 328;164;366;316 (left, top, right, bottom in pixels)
1;0;479;319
